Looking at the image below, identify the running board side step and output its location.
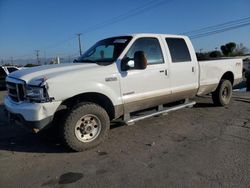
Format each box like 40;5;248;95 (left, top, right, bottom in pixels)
125;101;196;125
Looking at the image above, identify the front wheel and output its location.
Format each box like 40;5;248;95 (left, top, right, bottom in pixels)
62;103;110;151
212;79;232;106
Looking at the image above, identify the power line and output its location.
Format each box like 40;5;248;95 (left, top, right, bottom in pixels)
180;16;250;39
182;17;250;35
9;5;250;60
81;0;174;34
190;22;250;39
44;0;173;50
32;0;173;59
8;0;174;60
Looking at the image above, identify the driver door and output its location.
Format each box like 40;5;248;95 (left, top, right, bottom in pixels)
119;37;171;114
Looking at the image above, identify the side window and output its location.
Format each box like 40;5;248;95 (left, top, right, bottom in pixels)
165;38;191;63
126;38;164;65
0;67;7;78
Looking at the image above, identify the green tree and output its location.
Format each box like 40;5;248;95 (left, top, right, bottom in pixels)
220;42;236;56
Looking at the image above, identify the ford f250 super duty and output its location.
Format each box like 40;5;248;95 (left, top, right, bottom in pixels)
4;33;242;151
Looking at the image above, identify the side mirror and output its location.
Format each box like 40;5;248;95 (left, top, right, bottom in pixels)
121;57;131;71
121;51;147;71
134;51;147;70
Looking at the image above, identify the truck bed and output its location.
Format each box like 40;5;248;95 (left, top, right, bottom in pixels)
197;58;242;96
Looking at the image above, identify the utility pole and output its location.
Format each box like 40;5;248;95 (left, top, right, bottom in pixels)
35;50;40;65
77;33;82;56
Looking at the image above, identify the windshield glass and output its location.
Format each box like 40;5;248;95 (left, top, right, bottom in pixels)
77;36;132;64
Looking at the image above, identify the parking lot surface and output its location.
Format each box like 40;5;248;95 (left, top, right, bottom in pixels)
0;90;250;188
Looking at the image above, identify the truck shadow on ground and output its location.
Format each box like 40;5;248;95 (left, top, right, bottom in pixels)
0;101;217;154
0;122;125;154
0;108;126;154
0;103;125;154
0;125;70;153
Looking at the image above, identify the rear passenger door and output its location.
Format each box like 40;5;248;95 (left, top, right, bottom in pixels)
165;37;198;99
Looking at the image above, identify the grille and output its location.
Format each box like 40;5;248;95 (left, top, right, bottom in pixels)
6;81;25;102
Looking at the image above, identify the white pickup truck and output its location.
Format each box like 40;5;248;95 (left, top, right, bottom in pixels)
4;33;242;151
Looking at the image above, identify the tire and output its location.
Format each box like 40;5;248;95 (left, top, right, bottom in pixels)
62;102;110;151
212;79;232;106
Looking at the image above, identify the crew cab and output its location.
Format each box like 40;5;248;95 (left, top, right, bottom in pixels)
4;34;242;151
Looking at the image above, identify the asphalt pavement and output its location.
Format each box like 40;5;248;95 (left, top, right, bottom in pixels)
0;90;250;188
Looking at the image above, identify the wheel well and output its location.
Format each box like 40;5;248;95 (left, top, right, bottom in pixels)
60;92;115;120
221;71;234;85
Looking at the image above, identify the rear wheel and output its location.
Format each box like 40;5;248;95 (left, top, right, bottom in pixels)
62;103;110;151
212;79;232;106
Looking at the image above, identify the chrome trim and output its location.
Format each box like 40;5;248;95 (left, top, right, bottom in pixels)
16;84;20;101
126;101;196;124
6;77;26;103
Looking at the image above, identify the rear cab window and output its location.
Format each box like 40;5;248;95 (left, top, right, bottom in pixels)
165;38;191;63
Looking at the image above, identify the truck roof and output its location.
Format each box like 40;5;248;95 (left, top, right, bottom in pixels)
125;33;188;38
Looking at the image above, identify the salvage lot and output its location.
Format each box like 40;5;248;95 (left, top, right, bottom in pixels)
0;90;250;188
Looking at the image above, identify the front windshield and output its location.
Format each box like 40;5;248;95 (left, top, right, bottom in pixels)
77;36;132;64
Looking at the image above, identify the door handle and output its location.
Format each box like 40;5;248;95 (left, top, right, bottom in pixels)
165;69;168;76
192;66;195;72
160;69;168;76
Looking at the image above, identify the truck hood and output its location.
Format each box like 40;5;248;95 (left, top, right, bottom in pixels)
9;63;104;85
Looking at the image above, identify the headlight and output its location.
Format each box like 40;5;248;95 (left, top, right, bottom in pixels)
26;85;47;102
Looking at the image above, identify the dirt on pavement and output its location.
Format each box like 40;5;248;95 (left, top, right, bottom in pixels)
0;90;250;188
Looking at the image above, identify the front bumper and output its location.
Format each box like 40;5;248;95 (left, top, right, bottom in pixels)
4;96;61;131
7;112;53;132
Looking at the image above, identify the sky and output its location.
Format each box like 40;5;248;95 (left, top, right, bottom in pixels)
0;0;250;62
